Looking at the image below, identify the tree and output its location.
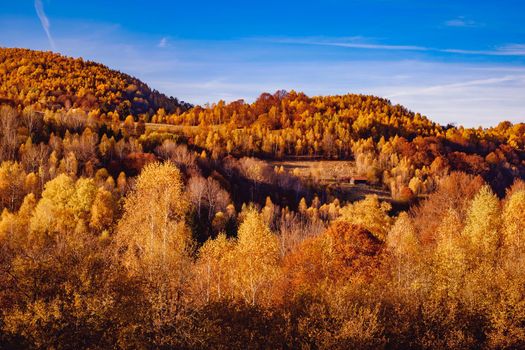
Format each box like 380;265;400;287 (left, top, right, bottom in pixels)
188;176;207;219
123;115;135;137
89;188;116;233
501;189;525;267
0;106;19;161
462;185;501;257
432;208;467;300
30;174;81;235
21;107;43;136
116;171;127;193
194;233;235;303
339;195;392;241
117;161;190;272
283;221;382;299
115;161;192;337
230;208;280;305
0;161;27;211
387;212;419;286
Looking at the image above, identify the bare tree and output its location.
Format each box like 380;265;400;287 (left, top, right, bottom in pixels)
22;108;44;136
188;176;207;220
203;177;230;221
21;141;51;173
156;140;198;174
188;175;230;221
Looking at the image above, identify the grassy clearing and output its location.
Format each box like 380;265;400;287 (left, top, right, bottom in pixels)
270;160;392;202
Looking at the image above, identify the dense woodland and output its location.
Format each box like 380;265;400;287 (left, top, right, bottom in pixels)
0;48;191;116
1;48;525;349
155;91;525;197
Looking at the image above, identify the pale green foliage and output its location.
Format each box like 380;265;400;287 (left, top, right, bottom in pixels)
69;178;98;222
30;174;97;235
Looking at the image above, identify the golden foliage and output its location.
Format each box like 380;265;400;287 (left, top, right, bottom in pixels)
0;48;191;117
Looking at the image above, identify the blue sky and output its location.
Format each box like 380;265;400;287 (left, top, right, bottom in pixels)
1;1;524;127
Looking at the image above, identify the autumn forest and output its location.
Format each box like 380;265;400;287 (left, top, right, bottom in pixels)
1;48;525;349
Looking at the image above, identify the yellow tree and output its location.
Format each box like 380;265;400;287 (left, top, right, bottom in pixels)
194;233;235;303
0;161;27;211
460;185;502;324
231;208;280;305
89;188;116;233
116;161;192;332
432;209;467;299
501;189;525;256
462;185;501;258
30;174;97;236
116;171;127;193
386;212;419;287
2;180;115;349
339;195;392;241
485;189;525;348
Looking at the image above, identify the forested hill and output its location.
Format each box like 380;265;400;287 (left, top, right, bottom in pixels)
3;48;525;349
0;48;524;195
150;90;525;194
0;47;192;117
172;91;443;139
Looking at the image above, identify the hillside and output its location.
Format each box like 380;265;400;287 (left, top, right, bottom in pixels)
147;91;525;195
1;49;525;349
0;47;192;117
0;48;524;197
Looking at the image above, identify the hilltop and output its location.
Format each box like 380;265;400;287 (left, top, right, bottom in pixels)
0;47;192;117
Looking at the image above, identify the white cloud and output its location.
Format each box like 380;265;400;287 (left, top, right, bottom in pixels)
277;37;525;57
444;17;479;28
158;37;168;48
312;41;428;51
442;44;525;56
34;0;56;50
494;44;525;56
273;37;430;52
385;76;525;98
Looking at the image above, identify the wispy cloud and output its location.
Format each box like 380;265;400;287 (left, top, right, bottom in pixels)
385;75;525;98
158;37;168;48
444;17;479;28
311;41;428;52
490;44;525;56
441;45;525;56
272;37;430;52
34;0;55;50
276;37;525;57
